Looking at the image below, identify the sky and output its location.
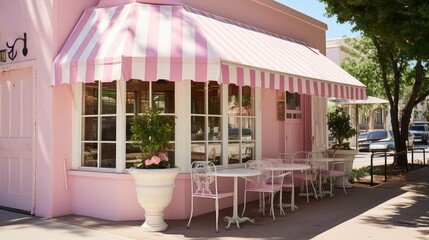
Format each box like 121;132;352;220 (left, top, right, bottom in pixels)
277;0;360;39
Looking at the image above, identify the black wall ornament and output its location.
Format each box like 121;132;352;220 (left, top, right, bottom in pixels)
6;32;28;61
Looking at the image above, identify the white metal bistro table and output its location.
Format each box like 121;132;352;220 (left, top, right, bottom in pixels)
215;168;261;228
267;163;311;212
313;158;351;198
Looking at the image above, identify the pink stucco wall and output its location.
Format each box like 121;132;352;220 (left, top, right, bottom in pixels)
1;0;326;220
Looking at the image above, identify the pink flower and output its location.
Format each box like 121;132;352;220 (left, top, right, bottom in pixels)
144;159;152;166
151;156;161;165
159;153;168;161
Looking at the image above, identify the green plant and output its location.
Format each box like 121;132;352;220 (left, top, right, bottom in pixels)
130;108;175;169
327;106;357;150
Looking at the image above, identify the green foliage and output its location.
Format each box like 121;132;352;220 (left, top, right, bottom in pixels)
327;106;357;149
130;108;175;168
319;0;429;168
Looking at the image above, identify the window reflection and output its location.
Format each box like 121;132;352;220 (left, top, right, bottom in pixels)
126;80;149;113
191;82;223;164
227;85;255;164
152;80;175;113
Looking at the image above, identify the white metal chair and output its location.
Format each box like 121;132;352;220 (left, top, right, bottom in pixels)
292;151;318;203
241;160;290;221
188;161;234;232
265;157;296;212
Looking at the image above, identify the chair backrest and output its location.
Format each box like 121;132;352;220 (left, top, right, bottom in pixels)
292;151;310;163
279;152;294;163
308;151;329;170
190;161;218;196
245;160;272;186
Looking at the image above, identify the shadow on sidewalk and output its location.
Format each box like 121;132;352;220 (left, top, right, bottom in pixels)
52;185;405;240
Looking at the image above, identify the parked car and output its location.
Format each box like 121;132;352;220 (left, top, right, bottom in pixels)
358;132;370;142
369;131;415;152
409;124;429;144
411;121;429;126
358;130;389;152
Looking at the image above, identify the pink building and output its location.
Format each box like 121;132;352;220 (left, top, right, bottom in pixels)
0;0;365;221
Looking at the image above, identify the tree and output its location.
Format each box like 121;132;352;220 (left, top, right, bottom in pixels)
319;0;429;168
341;37;406;131
327;106;358;149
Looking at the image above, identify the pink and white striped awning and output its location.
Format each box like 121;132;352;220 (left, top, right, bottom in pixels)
53;2;366;99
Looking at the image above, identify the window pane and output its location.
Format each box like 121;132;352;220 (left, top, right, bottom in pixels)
208;82;221;115
82;143;97;167
191;143;205;162
101;82;117;114
126;116;133;141
83;82;98;115
126;80;149;113
242;142;254;163
101;116;116;141
191;116;206;140
191;82;205;114
242;86;254;116
228;117;240;140
286;92;301;110
228;85;239;116
165;143;175;168
101;143;116;168
209;117;222;140
242;118;254;140
208;143;221;165
125;143;142;169
82;117;97;141
152;80;175;113
228;142;240;164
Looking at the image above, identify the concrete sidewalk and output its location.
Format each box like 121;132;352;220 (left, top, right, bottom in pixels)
1;167;428;240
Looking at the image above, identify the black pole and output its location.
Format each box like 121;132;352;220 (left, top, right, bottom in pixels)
384;152;387;182
370;153;374;186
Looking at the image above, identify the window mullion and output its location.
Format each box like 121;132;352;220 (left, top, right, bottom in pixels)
116;81;126;172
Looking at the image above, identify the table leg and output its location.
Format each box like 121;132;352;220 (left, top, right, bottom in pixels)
223;176;255;228
279;171;298;213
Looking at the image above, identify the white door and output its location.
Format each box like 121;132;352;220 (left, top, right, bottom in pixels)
285;120;303;153
284;93;305;153
0;65;34;212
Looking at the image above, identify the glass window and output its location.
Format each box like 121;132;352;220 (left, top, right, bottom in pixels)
286;92;300;110
227;85;255;164
80;80;175;171
276;91;285;121
191;82;222;165
285;92;302;119
81;81;117;169
374;108;383;125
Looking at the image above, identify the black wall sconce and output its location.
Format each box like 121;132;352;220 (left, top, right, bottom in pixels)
6;32;28;61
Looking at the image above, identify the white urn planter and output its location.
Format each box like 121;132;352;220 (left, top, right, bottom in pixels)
328;149;357;188
129;167;180;232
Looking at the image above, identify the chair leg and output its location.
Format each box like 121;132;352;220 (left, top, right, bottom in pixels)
304;174;309;203
215;198;219;232
343;176;348;196
279;190;285;216
187;198;194;228
241;191;248;217
270;192;275;222
310;175;318;200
